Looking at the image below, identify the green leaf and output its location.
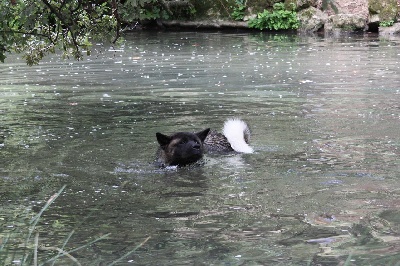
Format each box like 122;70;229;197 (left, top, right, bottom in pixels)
248;4;299;31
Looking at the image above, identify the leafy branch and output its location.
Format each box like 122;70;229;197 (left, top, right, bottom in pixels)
0;0;118;65
41;0;81;57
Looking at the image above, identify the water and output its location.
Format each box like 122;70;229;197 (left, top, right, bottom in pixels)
1;31;400;265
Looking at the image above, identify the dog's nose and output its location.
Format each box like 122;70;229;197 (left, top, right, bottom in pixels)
192;142;201;150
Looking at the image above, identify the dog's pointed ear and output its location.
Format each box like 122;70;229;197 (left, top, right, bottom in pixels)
196;128;210;142
156;133;172;147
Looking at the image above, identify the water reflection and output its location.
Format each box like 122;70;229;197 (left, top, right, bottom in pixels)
1;31;400;265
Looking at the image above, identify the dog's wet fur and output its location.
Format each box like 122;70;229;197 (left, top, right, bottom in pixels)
156;128;210;167
156;118;253;167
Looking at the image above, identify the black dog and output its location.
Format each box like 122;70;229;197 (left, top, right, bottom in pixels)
156;118;253;167
156;128;210;167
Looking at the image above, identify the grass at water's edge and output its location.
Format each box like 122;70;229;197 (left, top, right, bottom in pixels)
0;185;150;266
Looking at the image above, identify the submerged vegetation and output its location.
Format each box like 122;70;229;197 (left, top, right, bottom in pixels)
0;185;150;265
2;28;400;264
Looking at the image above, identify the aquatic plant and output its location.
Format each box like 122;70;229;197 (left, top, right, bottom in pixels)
248;3;299;30
0;186;150;265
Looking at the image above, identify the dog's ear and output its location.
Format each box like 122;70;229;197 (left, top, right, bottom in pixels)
156;133;172;147
196;128;210;143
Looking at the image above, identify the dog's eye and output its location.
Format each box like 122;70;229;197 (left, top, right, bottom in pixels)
180;140;187;145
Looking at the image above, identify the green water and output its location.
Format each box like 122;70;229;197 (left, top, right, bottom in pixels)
1;31;400;265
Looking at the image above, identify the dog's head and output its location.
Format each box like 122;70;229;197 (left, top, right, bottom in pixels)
156;128;210;166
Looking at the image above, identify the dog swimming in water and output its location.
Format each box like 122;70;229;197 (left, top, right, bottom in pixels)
155;118;253;167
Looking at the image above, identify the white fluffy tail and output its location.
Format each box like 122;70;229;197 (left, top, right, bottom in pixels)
222;118;254;153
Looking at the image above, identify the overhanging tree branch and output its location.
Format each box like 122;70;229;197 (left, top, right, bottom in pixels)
41;0;81;57
111;0;121;44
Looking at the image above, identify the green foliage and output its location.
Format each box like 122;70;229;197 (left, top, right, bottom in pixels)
0;0;118;65
248;3;299;30
231;0;247;21
0;0;199;65
232;5;246;20
379;20;395;27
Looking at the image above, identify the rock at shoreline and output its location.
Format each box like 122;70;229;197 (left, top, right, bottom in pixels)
379;22;400;35
325;14;368;34
297;7;327;33
153;0;400;35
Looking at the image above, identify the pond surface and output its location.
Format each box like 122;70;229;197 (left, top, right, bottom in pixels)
1;31;400;265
